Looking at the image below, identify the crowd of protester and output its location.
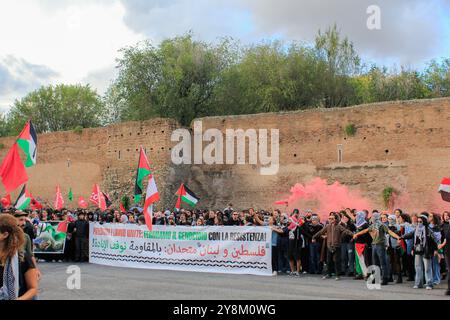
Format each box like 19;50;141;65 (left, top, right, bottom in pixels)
1;204;449;299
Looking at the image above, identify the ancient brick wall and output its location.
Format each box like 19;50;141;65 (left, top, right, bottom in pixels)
0;98;449;213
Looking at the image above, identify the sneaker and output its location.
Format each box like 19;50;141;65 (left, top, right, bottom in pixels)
294;272;300;277
413;285;420;289
335;277;340;281
426;286;433;290
303;271;308;274
288;272;295;277
272;271;278;276
322;275;331;280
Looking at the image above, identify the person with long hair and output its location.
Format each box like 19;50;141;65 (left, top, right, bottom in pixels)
402;213;440;290
0;214;38;300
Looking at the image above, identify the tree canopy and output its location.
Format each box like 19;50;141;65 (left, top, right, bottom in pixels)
1;26;449;136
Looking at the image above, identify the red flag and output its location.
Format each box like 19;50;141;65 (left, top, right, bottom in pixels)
1;194;11;207
78;196;88;209
57;221;68;233
31;198;43;210
89;185;99;205
0;143;28;193
89;184;106;211
54;185;64;210
120;202;127;214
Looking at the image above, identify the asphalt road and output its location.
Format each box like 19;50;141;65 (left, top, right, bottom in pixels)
37;262;449;300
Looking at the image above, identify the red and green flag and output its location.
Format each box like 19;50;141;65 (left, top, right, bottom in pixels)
17;120;38;168
14;185;32;210
134;148;151;204
175;184;200;211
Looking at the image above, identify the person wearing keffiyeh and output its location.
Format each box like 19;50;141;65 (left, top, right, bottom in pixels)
402;213;440;290
0;214;38;300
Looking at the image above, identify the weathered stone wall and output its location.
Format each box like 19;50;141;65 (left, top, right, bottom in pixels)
1;98;449;213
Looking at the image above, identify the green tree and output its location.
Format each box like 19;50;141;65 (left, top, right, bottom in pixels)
7;84;105;135
315;24;361;108
422;59;450;98
108;34;236;126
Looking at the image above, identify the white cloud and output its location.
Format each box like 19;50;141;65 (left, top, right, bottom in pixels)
0;0;144;102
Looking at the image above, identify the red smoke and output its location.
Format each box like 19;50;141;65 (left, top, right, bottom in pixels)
276;178;373;219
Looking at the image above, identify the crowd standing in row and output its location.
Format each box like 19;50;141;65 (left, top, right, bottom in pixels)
1;204;449;299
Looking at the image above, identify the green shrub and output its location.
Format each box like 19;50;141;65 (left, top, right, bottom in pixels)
382;187;396;208
345;124;357;136
73;126;83;135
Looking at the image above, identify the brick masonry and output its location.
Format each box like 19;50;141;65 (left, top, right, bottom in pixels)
1;98;449;213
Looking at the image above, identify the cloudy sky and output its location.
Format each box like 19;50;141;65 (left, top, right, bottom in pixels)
0;0;449;111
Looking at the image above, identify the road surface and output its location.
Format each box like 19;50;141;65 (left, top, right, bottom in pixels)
38;262;449;300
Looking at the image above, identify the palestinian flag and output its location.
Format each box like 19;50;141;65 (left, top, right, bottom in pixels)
175;184;200;210
143;174;160;231
134;148;151;204
17;120;38;168
0;143;29;193
14;185;32;210
54;186;64;210
438;178;450;202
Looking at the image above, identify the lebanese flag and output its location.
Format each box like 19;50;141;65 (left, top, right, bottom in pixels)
439;178;450;202
143;174;160;231
78;196;88;209
17;120;38;168
0;143;28;193
1;194;11;208
90;184;106;211
54;185;64;210
134;148;151;204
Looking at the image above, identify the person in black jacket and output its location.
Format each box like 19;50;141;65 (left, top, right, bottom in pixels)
307;215;323;274
74;212;90;262
402;214;439;290
438;222;450;295
353;211;371;280
287;212;312;277
340;212;356;277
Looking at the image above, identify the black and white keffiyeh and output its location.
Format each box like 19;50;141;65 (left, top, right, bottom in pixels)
0;254;19;300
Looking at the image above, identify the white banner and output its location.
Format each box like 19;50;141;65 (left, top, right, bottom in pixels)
89;223;272;276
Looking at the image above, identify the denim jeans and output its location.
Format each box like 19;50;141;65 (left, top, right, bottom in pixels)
309;242;321;274
341;242;355;275
414;255;433;288
431;255;441;285
372;244;389;281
